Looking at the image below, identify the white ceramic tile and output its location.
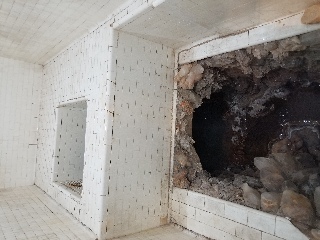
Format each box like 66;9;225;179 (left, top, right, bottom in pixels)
118;0;320;50
247;209;276;235
204;196;225;217
0;185;96;240
102;30;174;239
36;25;112;236
171;189;308;240
184;191;206;210
0;56;42;189
180;203;196;219
53;101;87;183
178;12;320;64
113;224;204;240
0;0;133;64
275;217;308;240
262;232;285;240
174;211;243;240
235;223;262;240
225;202;248;225
196;208;238;235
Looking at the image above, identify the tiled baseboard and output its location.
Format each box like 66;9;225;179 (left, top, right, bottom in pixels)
171;187;308;240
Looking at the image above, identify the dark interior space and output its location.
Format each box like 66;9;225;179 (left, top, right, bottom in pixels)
192;91;229;173
193;83;320;175
245;83;320;164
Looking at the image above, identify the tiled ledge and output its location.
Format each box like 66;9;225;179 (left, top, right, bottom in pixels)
177;12;320;65
171;187;308;240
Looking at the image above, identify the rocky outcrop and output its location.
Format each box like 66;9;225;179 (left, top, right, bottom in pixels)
301;4;320;24
242;183;261;209
261;192;281;213
280;190;315;225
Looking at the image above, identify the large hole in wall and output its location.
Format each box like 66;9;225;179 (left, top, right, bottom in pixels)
174;30;320;237
53;100;87;196
192;91;229;173
193;83;320;175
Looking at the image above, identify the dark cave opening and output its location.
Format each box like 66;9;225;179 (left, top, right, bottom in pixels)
192;91;229;173
193;83;320;175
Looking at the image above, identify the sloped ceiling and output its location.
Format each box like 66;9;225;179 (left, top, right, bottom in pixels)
0;0;126;64
1;0;320;64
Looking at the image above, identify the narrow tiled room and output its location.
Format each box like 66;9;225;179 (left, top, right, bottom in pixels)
1;1;320;240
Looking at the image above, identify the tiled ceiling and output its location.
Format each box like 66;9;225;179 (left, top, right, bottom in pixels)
118;0;320;49
1;0;320;65
0;0;126;64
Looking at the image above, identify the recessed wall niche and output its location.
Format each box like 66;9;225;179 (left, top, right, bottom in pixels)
53;100;87;196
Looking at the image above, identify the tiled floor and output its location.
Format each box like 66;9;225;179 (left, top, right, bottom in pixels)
113;225;208;240
0;185;96;240
0;185;206;240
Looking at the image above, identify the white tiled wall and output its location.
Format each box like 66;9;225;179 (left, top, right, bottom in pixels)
34;2;175;238
100;30;175;239
53;102;87;182
171;188;308;240
20;1;320;239
33;1;176;239
3;1;318;240
0;56;42;189
35;25;112;236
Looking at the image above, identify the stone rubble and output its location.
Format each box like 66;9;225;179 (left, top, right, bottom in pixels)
314;187;320;217
301;4;320;24
280;190;314;225
242;183;261;209
261;192;281;213
174;63;204;89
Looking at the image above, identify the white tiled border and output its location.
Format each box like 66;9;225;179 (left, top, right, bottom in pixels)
171;188;308;240
177;12;320;65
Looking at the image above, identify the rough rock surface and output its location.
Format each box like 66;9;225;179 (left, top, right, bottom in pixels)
272;153;297;176
261;192;281;213
233;174;263;188
242;183;261;209
254;157;280;172
314;187;320;217
271;138;293;154
295;153;318;169
175;63;204;89
172;168;190;189
311;229;320;240
282;180;299;192
309;174;320;189
301;4;320;24
292;168;319;186
280;190;315;225
260;168;285;192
